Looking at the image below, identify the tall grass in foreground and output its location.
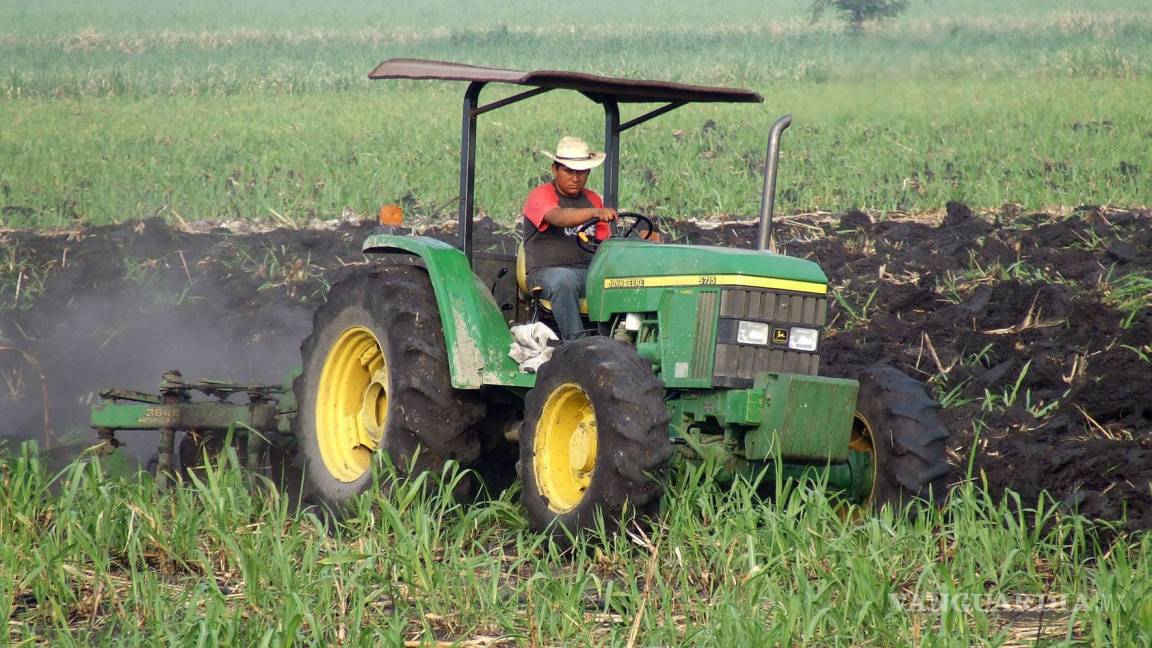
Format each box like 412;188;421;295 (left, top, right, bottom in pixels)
3;442;1150;645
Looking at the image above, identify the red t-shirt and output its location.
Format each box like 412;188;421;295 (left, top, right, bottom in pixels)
522;183;610;240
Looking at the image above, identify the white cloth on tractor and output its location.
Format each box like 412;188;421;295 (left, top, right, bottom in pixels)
508;322;557;373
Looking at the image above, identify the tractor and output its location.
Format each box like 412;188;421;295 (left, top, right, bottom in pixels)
91;59;951;536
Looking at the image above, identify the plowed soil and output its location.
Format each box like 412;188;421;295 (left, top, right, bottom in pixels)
2;205;1149;529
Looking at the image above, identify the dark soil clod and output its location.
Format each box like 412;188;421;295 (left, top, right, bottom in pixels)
943;200;973;227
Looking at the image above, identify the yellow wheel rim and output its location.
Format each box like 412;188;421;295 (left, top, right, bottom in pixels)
534;383;598;513
315;326;388;482
849;412;879;507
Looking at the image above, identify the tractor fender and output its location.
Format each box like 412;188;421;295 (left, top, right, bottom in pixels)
362;234;528;389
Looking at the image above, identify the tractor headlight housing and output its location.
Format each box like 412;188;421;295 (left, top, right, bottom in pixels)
736;320;771;345
788;327;819;352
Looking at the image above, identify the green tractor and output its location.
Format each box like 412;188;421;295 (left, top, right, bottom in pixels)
92;59;951;535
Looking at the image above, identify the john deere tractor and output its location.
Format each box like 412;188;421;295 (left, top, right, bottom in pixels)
91;59;951;536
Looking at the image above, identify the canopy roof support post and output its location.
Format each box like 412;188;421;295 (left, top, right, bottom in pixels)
459;81;486;265
603;100;620;209
601;100;685;208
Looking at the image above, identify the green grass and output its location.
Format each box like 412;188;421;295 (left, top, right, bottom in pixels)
1103;272;1152;329
4;17;1150;98
1;0;1151;227
0;243;50;311
4;441;1151;645
5;0;1151;33
1;77;1147;228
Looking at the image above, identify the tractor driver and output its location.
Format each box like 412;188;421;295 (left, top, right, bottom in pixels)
522;136;617;340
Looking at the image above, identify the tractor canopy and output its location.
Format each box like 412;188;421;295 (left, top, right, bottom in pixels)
368;58;763;264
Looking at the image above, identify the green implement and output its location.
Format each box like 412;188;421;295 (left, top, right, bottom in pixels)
90;371;296;487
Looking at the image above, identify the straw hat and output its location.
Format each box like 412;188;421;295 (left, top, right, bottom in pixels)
543;136;606;171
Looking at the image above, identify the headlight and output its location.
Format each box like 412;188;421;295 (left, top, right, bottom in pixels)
788;327;819;352
734;321;819;351
736;320;771;345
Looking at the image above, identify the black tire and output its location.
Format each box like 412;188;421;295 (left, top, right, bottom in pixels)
293;263;483;515
852;365;952;511
521;337;672;538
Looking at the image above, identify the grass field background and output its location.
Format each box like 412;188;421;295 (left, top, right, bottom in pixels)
2;0;1151;226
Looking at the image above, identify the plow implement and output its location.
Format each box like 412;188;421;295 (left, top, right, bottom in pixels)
90;371;297;487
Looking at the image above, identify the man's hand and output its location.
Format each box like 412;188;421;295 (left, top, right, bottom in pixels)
592;207;618;222
542;206;617;227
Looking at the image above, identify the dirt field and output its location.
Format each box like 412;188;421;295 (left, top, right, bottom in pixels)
2;205;1149;528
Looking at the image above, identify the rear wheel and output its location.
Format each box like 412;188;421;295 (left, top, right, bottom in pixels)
849;365;952;511
293;263;483;515
521;337;672;538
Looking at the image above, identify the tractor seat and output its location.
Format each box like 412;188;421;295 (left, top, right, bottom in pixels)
515;243;588;315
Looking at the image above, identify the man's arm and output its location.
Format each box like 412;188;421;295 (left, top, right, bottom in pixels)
541;207;617;227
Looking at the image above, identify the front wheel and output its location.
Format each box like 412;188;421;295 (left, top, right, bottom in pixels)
521;338;672;539
849;365;952;511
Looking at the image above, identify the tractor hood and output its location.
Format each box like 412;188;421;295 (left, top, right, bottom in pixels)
590;239;826;290
585;239;828;319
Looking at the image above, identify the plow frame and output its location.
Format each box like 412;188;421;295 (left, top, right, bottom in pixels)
90;371;297;487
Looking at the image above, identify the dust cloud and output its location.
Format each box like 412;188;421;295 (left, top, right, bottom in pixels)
0;218;356;457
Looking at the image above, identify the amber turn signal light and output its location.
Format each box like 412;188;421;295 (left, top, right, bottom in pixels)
378;204;403;226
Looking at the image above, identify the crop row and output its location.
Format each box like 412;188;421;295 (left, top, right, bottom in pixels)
4;444;1150;645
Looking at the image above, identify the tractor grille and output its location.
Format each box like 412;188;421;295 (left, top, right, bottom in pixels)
713;287;827;385
691;292;719;381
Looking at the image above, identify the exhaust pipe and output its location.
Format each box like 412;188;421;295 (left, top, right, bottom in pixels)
756;114;793;253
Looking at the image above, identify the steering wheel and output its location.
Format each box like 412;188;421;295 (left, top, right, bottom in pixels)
574;211;656;253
